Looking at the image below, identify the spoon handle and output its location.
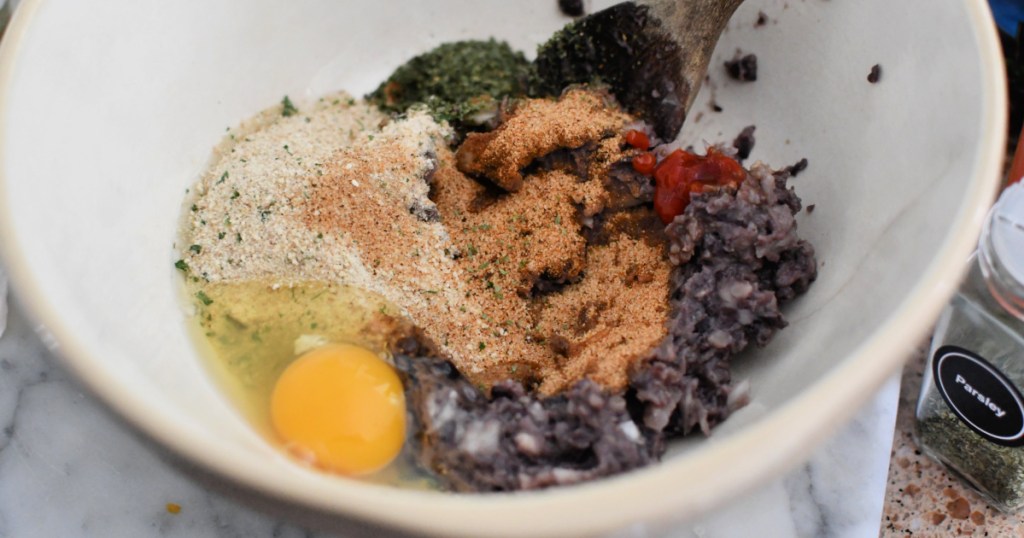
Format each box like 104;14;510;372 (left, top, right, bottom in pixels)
643;0;746;113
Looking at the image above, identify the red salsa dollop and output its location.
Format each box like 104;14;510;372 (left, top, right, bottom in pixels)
624;129;650;151
650;148;747;224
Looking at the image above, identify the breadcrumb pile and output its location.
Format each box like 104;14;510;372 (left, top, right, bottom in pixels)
182;90;671;394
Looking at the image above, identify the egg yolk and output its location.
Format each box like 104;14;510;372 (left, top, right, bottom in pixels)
270;344;406;475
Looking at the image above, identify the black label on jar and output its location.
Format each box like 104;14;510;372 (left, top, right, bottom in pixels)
933;345;1024;447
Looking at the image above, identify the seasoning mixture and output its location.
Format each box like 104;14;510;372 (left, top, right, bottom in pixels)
178;36;817;491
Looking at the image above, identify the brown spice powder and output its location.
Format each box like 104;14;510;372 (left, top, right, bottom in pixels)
188;89;671;396
533;236;670;393
298;119;496;377
431;89;671;394
456;89;629;192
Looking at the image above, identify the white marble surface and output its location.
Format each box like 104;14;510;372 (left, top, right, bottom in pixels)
0;294;899;538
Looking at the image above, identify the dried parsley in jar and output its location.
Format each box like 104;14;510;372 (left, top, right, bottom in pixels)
916;182;1024;512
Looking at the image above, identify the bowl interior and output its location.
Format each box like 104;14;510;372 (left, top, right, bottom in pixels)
0;0;1004;536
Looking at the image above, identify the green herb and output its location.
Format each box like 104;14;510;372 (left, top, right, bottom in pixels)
217;171;228;184
190;204;198;212
478;342;486;351
174;259;189;272
530;6;659;99
189;244;202;254
367;39;534;137
467;244;478;257
918;410;1024;509
281;95;298;117
231;190;240;200
554;214;562;225
195;290;214;306
217;232;226;240
236;233;242;243
283;144;292;155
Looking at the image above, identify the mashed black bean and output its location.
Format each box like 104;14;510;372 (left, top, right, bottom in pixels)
632;163;816;437
724;52;758;82
391;160;817;491
393;345;657;491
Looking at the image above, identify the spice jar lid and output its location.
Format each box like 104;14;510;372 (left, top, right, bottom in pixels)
991;183;1024;286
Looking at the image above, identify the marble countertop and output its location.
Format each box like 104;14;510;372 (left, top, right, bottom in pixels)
0;285;900;538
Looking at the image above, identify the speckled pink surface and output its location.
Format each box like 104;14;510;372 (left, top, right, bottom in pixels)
882;345;1024;537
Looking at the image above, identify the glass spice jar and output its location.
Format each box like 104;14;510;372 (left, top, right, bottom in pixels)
915;182;1024;512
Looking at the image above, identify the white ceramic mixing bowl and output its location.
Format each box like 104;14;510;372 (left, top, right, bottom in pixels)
0;0;1006;536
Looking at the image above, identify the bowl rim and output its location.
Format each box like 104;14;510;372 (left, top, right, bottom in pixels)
0;1;1008;536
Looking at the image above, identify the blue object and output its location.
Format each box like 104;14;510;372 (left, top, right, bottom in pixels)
991;0;1024;34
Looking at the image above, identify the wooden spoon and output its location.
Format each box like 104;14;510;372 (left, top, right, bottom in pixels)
533;0;746;140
